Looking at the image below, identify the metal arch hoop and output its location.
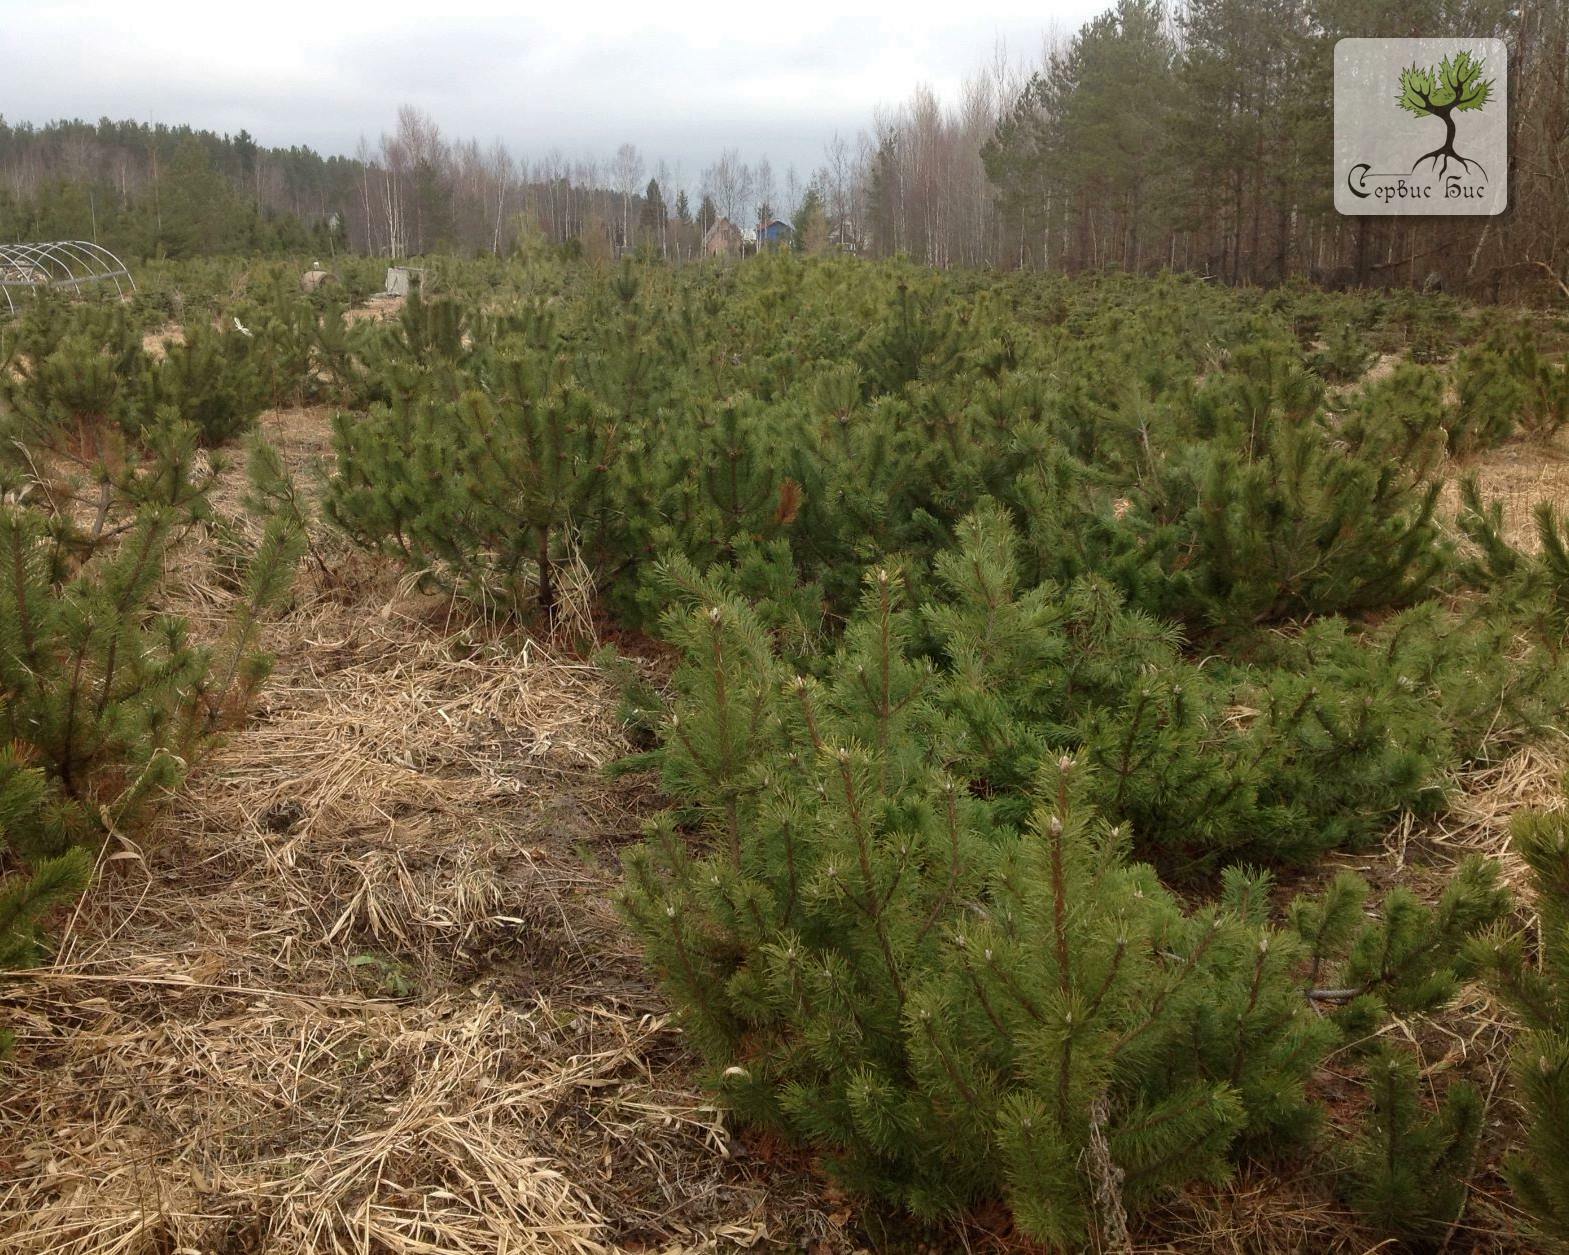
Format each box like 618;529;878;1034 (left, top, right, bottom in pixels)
0;240;136;315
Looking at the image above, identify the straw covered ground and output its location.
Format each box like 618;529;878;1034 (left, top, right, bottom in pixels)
0;406;843;1255
5;398;1569;1253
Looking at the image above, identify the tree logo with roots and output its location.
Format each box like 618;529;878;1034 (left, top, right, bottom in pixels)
1334;38;1506;217
1397;52;1494;180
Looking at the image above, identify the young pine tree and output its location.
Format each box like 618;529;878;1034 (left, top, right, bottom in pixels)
1340;1045;1483;1243
620;513;1501;1244
1471;807;1569;1246
327;351;621;621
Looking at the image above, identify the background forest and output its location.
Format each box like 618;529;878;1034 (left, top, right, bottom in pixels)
3;1;1567;297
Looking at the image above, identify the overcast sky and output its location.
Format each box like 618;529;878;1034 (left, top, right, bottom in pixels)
0;2;1101;189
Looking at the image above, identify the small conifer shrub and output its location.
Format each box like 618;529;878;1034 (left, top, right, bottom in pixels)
1472;806;1569;1247
0;421;302;1046
621;506;1506;1243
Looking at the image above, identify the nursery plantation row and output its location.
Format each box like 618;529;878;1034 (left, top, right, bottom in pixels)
7;253;1569;1248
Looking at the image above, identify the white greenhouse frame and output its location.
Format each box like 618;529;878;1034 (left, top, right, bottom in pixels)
0;240;135;314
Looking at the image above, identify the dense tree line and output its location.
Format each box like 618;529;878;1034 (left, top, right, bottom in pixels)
0;117;346;258
0;110;811;264
873;0;1569;297
5;0;1568;296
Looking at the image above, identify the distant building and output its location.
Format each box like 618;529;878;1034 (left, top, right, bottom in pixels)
760;219;794;248
383;266;426;297
703;217;744;258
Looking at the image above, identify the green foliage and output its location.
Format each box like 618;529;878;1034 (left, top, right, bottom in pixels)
1508;329;1569;442
1341;362;1449;464
1452;340;1528;454
325;350;621;620
1312;321;1373;384
0;421;296;837
0;417;301;1047
132;322;267;445
0;835;92;1053
1340;1046;1482;1243
1456;476;1569;654
1397;52;1495;118
621;508;1506;1242
1291;859;1508;1034
314;263;1473;646
1022;353;1449;637
1472;807;1569;1248
0;297;268;449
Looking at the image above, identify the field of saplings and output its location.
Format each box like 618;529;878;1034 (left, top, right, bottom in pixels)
5;253;1569;1251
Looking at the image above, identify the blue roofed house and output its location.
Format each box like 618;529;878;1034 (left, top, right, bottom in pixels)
760;218;794;249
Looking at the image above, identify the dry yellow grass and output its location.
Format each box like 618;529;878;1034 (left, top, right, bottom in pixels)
138;322;183;361
0;408;841;1255
1441;437;1569;550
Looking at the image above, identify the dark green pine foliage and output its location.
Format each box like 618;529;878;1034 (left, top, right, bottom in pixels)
620;573;1315;1242
1340;1046;1483;1244
1;306;266;451
132;322;268;446
619;505;1504;1244
1340;363;1450;465
1471;807;1569;1248
1290;862;1508;1034
326;350;621;621
1311;320;1374;384
920;503;1454;872
858;278;967;396
1506;327;1569;442
1457;476;1569;656
233;275;328;407
0;299;144;446
0;421;301;838
1019;340;1450;639
382;289;470;369
0;820;91;1054
1163;360;1445;631
1451;339;1528;455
